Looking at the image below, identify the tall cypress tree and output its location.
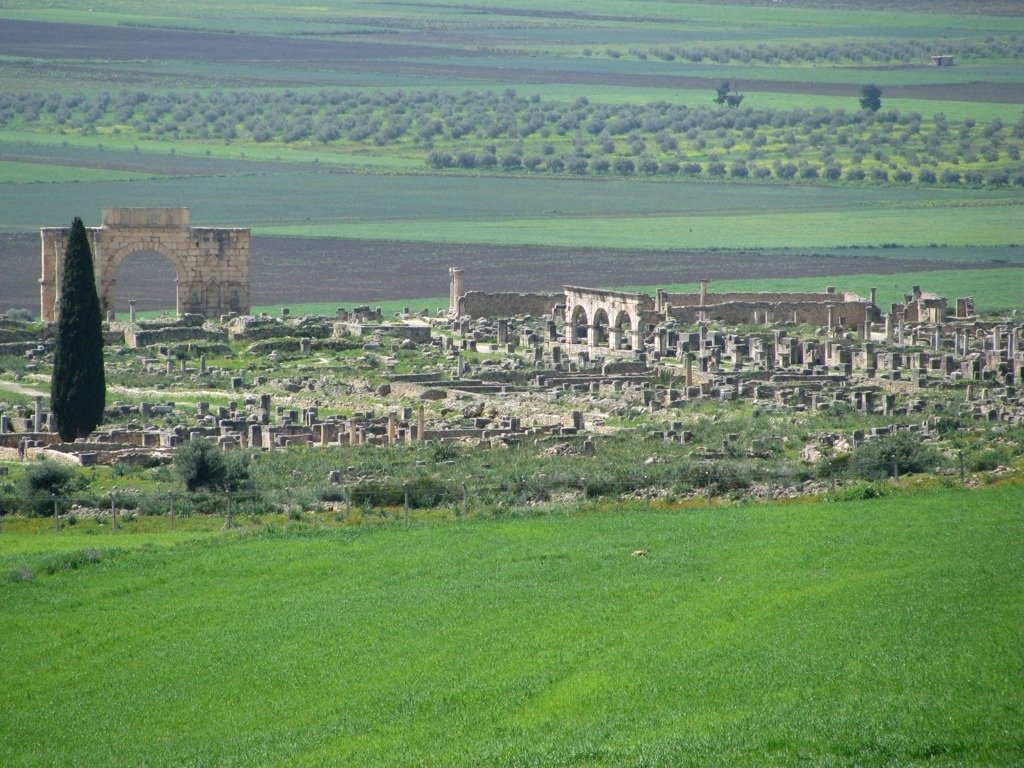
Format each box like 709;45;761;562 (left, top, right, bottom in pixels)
51;217;106;441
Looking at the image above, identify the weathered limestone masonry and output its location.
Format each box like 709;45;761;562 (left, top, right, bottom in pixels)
564;286;659;350
661;286;878;328
40;207;250;322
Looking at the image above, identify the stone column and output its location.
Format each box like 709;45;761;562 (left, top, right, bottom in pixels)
387;413;397;445
449;267;464;315
827;306;834;333
128;299;137;323
608;327;621;350
699;280;709;306
418;405;426;442
885;314;894;343
33;396;43;433
496;319;508;345
684;354;693;387
349;417;358;446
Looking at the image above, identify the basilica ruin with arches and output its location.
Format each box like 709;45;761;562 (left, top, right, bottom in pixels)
39;207;250;322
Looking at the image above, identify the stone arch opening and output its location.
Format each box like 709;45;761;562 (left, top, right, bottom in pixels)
570;305;589;344
613;311;633;350
104;247;184;318
592;308;610;347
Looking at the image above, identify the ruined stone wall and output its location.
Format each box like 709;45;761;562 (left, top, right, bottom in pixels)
663;291;840;307
669;299;872;327
457;292;562;319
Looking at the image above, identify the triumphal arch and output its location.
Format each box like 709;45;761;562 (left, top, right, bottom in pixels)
40;207;250;322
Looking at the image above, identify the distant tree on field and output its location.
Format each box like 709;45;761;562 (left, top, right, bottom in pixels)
714;81;744;108
51;217;105;441
859;84;882;112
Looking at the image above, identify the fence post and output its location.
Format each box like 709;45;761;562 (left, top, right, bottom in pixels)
582;481;588;502
344;485;351;518
892;455;899;481
224;493;233;530
403;483;410;520
461;483;468;518
958;450;966;483
110;493;117;532
53;496;60;531
169;494;175;531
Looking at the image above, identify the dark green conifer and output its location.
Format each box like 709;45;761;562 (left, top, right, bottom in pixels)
51;217;106;441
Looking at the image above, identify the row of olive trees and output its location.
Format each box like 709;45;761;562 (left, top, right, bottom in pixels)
425;149;1024;185
7;88;1023;147
593;34;1024;66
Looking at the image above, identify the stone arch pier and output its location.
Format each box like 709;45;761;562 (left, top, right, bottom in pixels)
40;207;250;322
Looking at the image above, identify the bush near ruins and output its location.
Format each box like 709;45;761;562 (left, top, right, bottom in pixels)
174;439;250;493
850;432;944;480
22;460;82;516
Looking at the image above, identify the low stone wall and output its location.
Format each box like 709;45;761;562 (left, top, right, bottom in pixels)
669;299;873;327
125;325;227;348
457;292;562;319
340;323;432;343
663;291;842;307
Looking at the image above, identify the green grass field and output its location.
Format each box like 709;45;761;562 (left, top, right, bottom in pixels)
2;484;1022;766
262;202;1024;250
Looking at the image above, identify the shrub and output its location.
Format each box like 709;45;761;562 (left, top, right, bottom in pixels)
426;150;452;168
775;162;797;179
4;308;34;322
846;167;866;181
893;169;913;182
613;158;635;175
850;432;942;481
707;161;726;176
918;168;937;183
174;438;227;492
23;460;80;516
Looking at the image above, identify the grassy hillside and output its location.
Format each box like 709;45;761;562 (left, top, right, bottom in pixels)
2;485;1022;767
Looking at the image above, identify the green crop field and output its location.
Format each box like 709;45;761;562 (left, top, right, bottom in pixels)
2;485;1022;766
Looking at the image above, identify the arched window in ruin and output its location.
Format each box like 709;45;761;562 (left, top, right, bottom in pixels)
570;305;589;344
613;311;633;350
592;309;610;347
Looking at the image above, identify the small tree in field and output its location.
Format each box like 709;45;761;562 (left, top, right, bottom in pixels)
714;81;744;108
51;216;106;441
859;84;882;112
